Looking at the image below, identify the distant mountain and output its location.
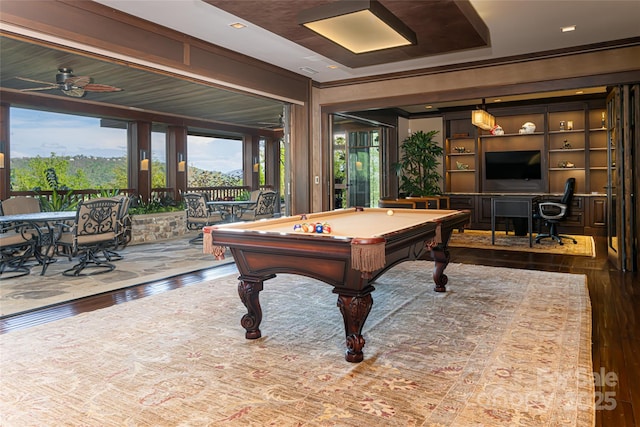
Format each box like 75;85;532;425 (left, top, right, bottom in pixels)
227;169;243;179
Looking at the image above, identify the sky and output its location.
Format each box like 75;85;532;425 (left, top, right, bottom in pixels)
9;107;243;173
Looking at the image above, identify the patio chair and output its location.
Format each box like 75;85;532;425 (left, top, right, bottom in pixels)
101;195;133;261
183;192;221;243
0;196;41;216
1;197;42;234
237;190;278;221
0;223;37;279
115;195;132;249
58;197;123;276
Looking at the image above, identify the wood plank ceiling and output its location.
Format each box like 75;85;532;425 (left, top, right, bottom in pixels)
0;36;286;136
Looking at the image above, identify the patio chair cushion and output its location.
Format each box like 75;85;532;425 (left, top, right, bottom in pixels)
1;223;37;279
238;191;278;221
1;196;41;215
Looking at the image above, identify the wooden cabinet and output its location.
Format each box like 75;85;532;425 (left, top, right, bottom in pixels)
585;196;607;236
442;100;608;236
444;116;478;193
443;101;607;194
448;194;478;226
445;136;477;193
548;109;586;194
587;108;608;195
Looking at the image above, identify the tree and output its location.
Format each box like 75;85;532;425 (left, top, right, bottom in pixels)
11;153;90;190
394;130;443;196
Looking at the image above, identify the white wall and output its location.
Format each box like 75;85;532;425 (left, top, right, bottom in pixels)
406;117;443;143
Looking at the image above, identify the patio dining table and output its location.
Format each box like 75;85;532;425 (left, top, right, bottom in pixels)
0;211;76;275
207;200;257;223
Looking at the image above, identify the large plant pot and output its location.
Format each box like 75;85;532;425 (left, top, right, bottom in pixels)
129;211;189;245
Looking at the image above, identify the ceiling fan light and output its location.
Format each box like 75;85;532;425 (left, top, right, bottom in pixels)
298;0;416;54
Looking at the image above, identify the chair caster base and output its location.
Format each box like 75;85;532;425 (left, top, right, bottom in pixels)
535;233;577;246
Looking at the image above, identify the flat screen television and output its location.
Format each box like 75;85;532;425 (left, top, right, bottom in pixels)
485;150;542;180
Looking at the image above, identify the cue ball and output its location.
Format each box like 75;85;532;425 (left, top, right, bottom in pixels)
387;209;394;216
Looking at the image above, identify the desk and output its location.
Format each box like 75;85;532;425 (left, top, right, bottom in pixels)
404;196;450;209
491;196;538;247
0;211;76;275
207;200;256;222
203;207;470;362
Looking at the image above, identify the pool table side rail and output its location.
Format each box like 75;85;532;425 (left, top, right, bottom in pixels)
203;209;470;290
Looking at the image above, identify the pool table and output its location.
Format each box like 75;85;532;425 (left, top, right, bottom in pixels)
203;207;470;362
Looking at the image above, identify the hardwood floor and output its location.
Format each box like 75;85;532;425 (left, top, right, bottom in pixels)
1;236;637;426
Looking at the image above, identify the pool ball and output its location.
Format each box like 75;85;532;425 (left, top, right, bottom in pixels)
387;209;394;216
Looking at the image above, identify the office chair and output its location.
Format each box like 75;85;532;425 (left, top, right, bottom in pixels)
535;177;577;245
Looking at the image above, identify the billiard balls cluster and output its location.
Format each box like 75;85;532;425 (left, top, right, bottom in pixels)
294;222;331;234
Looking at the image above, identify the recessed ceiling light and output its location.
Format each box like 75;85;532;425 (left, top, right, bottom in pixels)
327;65;339;69
561;25;576;33
493;99;502;102
425;105;433;109
576;90;584;94
230;22;246;29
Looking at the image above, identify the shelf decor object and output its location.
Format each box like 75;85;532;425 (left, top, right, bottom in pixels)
558;161;575;168
490;124;504;135
518;122;536;134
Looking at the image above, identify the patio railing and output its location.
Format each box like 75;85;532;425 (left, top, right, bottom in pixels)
9;185;275;206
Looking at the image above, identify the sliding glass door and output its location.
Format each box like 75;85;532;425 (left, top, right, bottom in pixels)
331;115;383;209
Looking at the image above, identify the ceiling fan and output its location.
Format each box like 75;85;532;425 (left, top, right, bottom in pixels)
258;113;284;130
16;67;122;98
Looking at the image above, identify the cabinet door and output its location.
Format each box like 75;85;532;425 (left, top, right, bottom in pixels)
589;196;607;227
448;195;476;226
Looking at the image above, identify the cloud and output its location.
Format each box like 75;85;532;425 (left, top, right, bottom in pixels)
10;107;244;172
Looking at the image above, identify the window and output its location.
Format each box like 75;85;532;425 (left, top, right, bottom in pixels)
186;135;243;187
9;107;127;190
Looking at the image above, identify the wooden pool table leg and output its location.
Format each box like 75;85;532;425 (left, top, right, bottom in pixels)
430;244;450;292
336;288;373;363
238;277;268;339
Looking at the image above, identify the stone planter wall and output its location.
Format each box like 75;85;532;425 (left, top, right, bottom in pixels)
129;211;191;244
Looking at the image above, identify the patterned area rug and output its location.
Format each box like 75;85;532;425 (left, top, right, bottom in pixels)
449;229;595;257
0;237;231;317
0;261;594;426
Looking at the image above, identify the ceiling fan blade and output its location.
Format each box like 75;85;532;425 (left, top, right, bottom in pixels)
20;86;59;92
83;83;123;93
15;76;57;86
62;87;86;97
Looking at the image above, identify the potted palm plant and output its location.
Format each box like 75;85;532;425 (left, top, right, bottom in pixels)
394;130;444;196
